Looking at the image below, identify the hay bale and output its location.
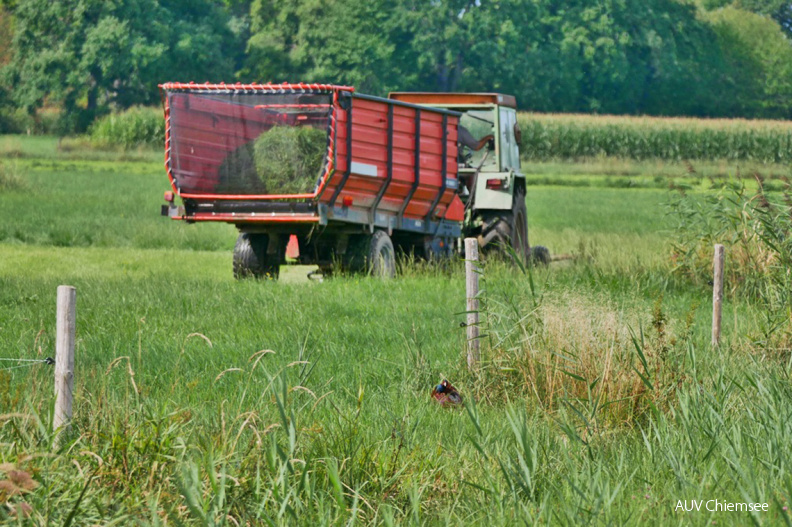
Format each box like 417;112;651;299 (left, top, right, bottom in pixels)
252;126;327;194
216;143;262;193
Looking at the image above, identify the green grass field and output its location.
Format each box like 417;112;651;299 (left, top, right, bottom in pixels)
1;137;790;525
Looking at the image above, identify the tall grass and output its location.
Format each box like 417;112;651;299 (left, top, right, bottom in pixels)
89;106;164;149
2;261;791;524
518;112;792;163
669;176;792;355
0;162;26;191
478;290;689;427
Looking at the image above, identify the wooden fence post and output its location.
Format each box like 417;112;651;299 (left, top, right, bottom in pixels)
712;244;725;347
465;238;480;370
54;285;76;438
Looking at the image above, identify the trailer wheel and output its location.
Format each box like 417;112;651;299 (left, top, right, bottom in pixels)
367;230;396;278
233;233;281;280
478;188;530;263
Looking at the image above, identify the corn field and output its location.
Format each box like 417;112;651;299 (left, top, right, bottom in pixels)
518;112;792;163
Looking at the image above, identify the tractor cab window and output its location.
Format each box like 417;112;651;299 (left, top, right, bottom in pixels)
499;107;520;171
458;110;497;172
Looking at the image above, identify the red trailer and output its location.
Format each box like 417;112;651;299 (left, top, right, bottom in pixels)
160;82;465;278
160;82;537;278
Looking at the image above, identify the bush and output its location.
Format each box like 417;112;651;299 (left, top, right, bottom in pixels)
89;106;164;149
518;112;792;163
0;106;30;134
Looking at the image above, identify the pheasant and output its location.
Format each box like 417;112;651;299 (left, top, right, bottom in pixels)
431;379;462;406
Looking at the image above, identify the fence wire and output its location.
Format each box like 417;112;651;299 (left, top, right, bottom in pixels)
0;357;54;372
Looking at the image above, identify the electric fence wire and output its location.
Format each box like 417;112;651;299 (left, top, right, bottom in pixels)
0;357;55;372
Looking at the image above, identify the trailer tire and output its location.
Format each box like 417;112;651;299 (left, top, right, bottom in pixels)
367;230;396;279
233;233;281;280
478;188;530;264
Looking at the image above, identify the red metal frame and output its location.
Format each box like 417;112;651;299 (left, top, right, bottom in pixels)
187;213;320;223
160;82;354;92
254;104;331;109
160;82;354;201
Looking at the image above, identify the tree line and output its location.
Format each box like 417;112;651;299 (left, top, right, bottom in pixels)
1;0;791;134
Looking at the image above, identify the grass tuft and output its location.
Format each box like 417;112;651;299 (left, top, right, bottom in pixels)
0;162;27;191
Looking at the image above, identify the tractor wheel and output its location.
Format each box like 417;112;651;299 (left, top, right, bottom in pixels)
367;230;396;278
233;233;282;280
530;245;551;266
478;188;530;264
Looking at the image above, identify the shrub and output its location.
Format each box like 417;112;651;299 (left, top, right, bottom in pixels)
0;106;30;134
89;106;164;149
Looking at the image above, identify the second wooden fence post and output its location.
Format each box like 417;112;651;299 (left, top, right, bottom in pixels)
54;285;76;440
465;238;480;370
712;244;725;347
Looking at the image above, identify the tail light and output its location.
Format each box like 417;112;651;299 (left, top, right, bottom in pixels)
486;178;505;190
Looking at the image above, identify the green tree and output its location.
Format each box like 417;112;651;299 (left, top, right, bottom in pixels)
706;6;792;118
393;0;479;92
243;0;411;93
734;0;792;37
0;6;11;66
296;0;411;92
243;0;303;82
459;0;729;116
2;0;237;132
241;0;743;117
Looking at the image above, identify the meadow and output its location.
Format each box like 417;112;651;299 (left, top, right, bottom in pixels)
1;136;791;525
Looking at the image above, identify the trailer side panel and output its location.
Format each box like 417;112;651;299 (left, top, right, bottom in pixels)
322;94;464;224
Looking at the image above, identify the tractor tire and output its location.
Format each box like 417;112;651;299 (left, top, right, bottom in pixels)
530;245;551;266
477;188;530;264
367;230;396;278
233;233;281;280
